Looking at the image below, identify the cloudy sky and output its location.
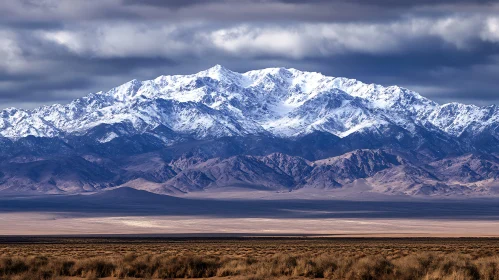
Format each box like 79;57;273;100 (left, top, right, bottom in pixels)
1;0;499;109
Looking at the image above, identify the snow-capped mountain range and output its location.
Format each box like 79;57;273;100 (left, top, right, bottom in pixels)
1;65;498;141
1;65;499;197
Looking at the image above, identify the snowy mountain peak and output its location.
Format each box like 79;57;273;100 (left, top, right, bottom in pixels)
196;64;241;83
207;63;230;73
0;65;497;141
107;79;143;101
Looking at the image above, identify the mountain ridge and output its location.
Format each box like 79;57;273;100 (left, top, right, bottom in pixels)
1;65;497;142
0;66;498;197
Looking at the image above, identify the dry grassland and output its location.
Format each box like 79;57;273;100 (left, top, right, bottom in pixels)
1;237;499;279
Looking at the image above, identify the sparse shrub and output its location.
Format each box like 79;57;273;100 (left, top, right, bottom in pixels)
72;257;115;278
346;256;394;280
0;257;29;276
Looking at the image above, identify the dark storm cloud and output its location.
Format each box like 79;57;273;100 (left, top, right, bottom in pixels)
3;0;495;25
277;0;496;6
0;0;393;23
0;0;499;108
121;0;223;8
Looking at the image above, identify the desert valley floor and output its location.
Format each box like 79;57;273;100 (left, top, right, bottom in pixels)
1;187;499;236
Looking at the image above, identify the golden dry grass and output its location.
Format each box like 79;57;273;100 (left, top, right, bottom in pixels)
1;238;499;279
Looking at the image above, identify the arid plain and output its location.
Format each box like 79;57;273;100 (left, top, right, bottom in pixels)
2;237;499;279
3;188;499;279
2;187;499;236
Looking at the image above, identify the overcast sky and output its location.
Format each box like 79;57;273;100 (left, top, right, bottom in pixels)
1;0;499;109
